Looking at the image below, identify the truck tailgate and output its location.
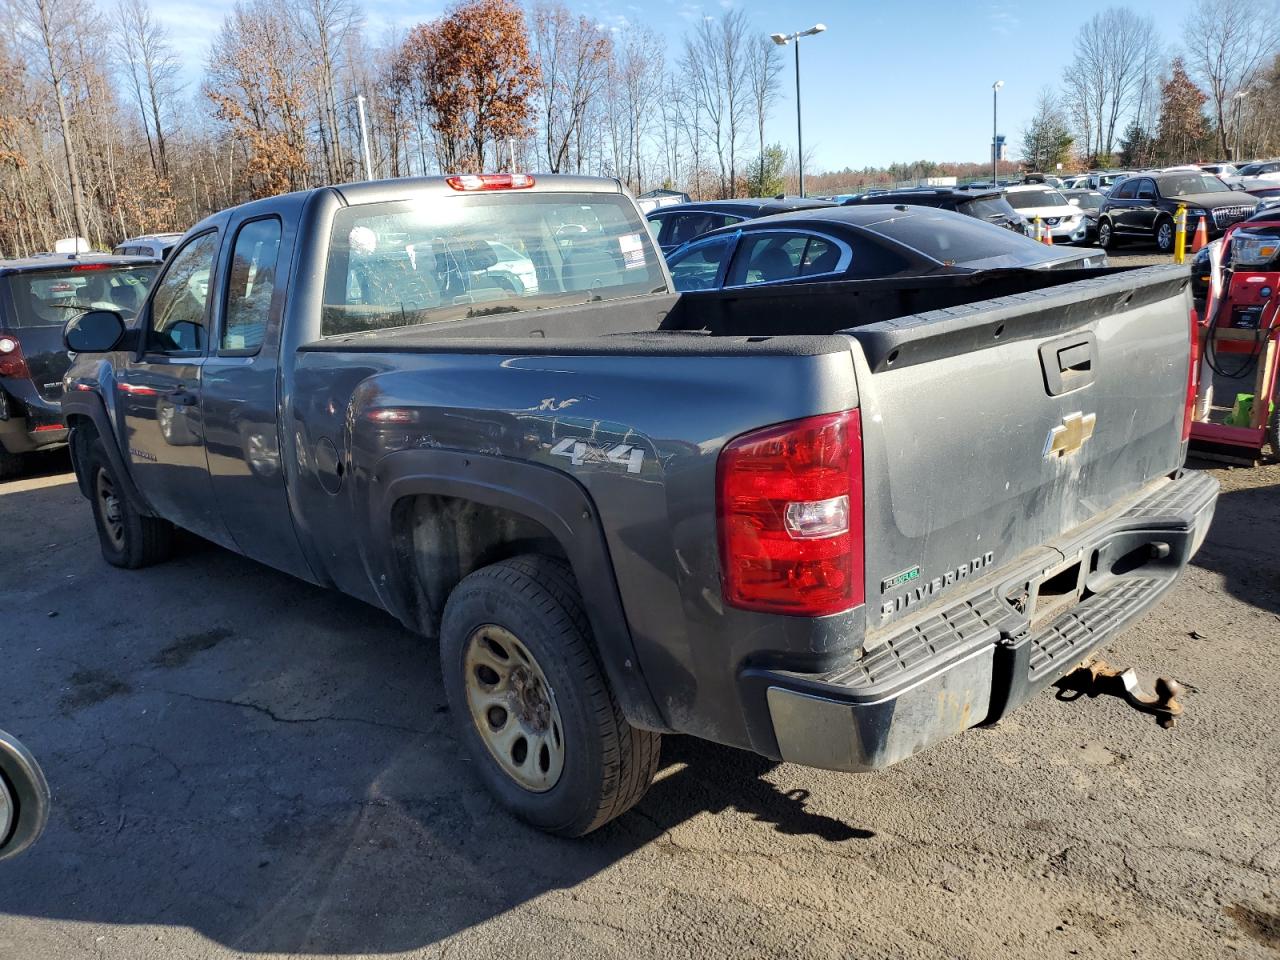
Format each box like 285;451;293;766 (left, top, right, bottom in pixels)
846;266;1192;636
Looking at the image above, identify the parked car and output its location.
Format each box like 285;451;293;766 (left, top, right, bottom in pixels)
61;173;1212;837
646;198;834;254
1240;177;1280;204
0;254;159;477
841;187;1028;234
1098;170;1260;252
1059;175;1091;190
663;205;1104;293
1199;162;1240;181
1061;189;1107;241
1004;185;1090;243
113;233;184;260
1237;160;1280;182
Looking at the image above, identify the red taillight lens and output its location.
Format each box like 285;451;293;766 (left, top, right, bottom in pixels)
0;336;27;378
1183;306;1200;442
445;173;535;191
716;410;864;616
71;262;113;271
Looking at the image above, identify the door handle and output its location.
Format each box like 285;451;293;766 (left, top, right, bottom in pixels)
166;389;196;407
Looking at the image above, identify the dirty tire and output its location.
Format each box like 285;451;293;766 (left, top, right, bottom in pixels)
440;554;661;836
87;440;174;568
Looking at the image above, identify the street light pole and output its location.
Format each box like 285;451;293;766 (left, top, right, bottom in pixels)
1233;90;1248;162
771;24;826;198
992;80;1004;185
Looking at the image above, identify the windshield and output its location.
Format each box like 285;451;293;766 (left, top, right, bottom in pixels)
1067;192;1105;211
6;264;158;328
322;192;666;337
1005;189;1068;210
872;210;1057;266
960;196;1019;221
1158;173;1231;196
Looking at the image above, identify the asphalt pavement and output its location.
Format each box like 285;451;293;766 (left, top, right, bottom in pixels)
0;441;1277;959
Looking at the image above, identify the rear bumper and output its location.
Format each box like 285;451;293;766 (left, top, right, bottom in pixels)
741;469;1218;773
0;386;66;454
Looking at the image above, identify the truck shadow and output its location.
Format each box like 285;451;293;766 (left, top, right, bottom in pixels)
0;474;870;955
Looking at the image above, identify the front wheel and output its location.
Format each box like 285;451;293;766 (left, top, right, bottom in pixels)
1155;218;1175;254
0;449;24;481
1097;218;1118;249
87;440;174;568
440;554;661;836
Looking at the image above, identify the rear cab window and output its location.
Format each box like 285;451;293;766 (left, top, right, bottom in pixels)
4;263;159;328
321;192;666;337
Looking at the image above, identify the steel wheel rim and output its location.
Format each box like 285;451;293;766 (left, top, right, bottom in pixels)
95;469;125;550
1158;223;1173;249
463;624;565;793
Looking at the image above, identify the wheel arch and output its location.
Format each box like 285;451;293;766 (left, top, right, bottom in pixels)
61;391;153;515
359;448;668;732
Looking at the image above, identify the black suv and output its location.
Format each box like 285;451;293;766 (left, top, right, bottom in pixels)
1098;170;1259;253
0;255;159;477
646;198;835;255
841;188;1028;234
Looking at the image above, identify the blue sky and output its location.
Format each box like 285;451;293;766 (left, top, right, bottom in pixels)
148;0;1199;170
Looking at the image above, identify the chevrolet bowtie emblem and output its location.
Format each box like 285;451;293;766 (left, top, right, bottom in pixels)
1044;411;1097;459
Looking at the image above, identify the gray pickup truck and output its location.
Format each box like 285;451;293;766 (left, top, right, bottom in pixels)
61;174;1217;836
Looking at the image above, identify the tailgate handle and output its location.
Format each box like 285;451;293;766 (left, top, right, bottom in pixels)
1039;333;1097;395
1057;342;1092;372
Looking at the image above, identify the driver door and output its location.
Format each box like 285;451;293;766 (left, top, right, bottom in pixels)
116;229;231;547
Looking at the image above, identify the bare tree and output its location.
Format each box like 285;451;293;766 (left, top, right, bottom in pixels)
118;0;179;179
531;3;611;174
746;33;781;195
682;11;750;197
290;0;362;182
1184;0;1280;157
11;0;92;242
1064;8;1161;164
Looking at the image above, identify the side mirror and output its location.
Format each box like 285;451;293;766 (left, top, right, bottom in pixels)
64;309;125;354
0;730;50;862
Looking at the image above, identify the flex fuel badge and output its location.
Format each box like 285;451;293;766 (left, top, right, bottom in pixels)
881;566;920;592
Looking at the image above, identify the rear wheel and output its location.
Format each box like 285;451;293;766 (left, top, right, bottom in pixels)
440;554;661;836
1098;218;1118;249
1154;217;1175;254
87;440;174;568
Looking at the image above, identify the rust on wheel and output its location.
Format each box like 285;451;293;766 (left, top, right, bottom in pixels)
95;469;125;551
463;624;565;792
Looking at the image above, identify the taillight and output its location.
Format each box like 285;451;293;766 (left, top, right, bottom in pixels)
0;336;27;378
445;173;535;191
716;410;864;616
1183;306;1199;442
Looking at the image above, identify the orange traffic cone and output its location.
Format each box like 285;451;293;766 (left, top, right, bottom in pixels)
1191;215;1208;253
1043;221;1054;245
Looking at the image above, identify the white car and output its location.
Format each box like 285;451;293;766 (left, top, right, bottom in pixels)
1237;160;1280;183
1003;185;1089;243
113;233;184;260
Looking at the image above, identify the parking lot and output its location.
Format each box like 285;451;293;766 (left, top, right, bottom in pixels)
1;443;1277;960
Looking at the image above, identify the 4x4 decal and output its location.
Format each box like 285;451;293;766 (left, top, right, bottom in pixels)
549;437;645;474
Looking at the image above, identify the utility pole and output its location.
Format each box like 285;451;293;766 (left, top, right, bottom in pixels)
992;80;1004;185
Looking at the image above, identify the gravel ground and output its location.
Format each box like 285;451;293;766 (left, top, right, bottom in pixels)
0;446;1277;960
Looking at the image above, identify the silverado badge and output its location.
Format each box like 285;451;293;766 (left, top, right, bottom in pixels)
1044;411;1096;459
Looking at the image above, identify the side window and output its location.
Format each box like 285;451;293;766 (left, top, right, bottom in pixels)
667;213;739;248
1136;179;1156;200
645;215;664;241
669;237;733;291
147;231;219;354
222;218;282;353
1112;180;1137;200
